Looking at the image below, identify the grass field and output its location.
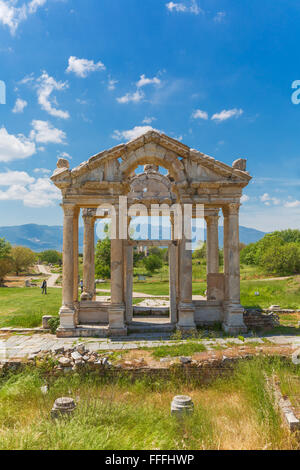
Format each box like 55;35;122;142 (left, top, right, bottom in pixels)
1;275;300;329
0;357;298;450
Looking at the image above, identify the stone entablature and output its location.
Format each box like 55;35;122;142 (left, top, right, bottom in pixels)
51;130;251;337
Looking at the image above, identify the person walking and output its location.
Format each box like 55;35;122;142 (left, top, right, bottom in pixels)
41;279;47;295
80;279;83;294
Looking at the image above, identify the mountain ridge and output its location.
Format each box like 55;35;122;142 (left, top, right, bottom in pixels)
0;224;266;252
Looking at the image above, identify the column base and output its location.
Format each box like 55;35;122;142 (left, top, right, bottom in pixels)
177;302;196;332
108;304;127;336
81;291;94;301
58;305;76;329
222;301;247;334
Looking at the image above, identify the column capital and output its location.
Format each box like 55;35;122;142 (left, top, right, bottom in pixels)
204;214;219;226
61;203;76;217
222;203;240;217
82;208;97;220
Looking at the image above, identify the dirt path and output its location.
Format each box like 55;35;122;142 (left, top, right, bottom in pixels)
36;265;60;288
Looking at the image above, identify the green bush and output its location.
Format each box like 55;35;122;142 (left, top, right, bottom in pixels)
48;317;60;335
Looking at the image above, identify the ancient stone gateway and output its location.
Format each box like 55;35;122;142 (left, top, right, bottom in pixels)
51;131;251;337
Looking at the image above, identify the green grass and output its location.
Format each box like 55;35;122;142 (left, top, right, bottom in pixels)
0;288;61;328
145;341;207;358
0;358;298;450
241;277;300;309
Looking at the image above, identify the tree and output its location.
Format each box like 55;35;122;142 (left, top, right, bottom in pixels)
143;254;163;274
95;238;111;279
10;246;36;276
39;250;62;266
0;238;12;285
260;242;300;275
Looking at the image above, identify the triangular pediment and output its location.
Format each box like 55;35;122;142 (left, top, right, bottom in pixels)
51;130;251;188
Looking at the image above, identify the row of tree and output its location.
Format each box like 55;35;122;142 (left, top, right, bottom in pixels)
240;229;300;275
0;238;62;285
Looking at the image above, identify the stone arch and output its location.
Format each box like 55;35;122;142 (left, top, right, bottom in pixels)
120;144;187;184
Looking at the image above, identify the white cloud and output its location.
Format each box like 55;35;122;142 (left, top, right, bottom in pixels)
30;120;66;144
12;97;27;113
0;127;36;162
284;200;300;208
166;1;203;14
191;109;208;120
211;108;243;122
142;116;156;124
214;11;226;23
260;193;281;206
108;78;118;91
57;151;72;160
0;170;34;186
33;168;51;175
112;126;158;141
66;56;105;78
116;90;144;104
136;74;161;88
0;0;48;35
36;71;69;119
241;194;250;203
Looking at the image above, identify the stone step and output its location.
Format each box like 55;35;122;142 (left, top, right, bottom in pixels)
128;322;176;334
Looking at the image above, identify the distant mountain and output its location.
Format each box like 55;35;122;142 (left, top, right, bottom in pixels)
0;223;266;252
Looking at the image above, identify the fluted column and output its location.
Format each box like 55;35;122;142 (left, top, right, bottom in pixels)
205;214;219;275
109;212;127;335
81;209;96;301
222;203;246;333
58;203;76;330
205;212;220;301
73;207;80;303
177;211;196;330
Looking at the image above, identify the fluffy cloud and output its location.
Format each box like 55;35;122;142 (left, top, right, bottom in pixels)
0;170;34;186
260;193;281;206
108;78;118;90
112;126;158;141
284;200;300;208
66;56;105;78
36;71;69;119
136;74;161;88
30;120;66;144
116;90;144;104
211;108;243;122
0;127;36;162
0;171;60;208
0;0;47;35
241;194;250;203
12;98;27;113
191;109;208;120
166;1;203;14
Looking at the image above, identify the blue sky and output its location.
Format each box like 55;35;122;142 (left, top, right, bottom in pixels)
0;0;300;231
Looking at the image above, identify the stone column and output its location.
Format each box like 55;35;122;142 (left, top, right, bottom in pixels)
169;243;177;324
222;203;247;334
73;207;80;303
109;213;127;335
81;209;96;301
177;213;196;331
124;243;133;323
205;212;220;301
58;204;76;331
